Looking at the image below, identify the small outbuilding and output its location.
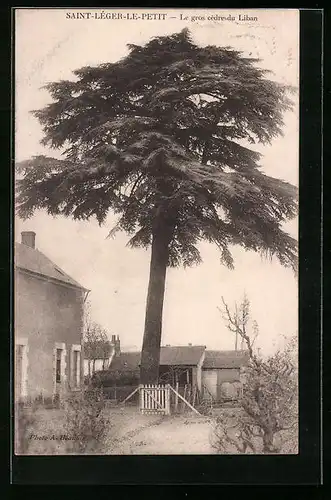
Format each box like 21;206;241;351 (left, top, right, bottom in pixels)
103;345;249;403
202;350;249;402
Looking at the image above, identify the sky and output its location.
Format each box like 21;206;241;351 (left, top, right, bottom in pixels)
14;8;299;355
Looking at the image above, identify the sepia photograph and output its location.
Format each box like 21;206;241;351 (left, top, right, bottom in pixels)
14;8;299;457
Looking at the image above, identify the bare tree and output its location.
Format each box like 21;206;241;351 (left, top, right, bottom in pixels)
83;304;112;380
213;295;298;454
218;292;257;351
218;294;259;356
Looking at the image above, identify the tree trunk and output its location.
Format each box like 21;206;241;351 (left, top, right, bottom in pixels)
262;428;275;453
140;225;171;384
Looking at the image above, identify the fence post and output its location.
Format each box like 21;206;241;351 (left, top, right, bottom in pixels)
141;384;144;413
153;384;155;411
192;385;197;407
182;384;187;412
166;384;170;415
175;382;179;411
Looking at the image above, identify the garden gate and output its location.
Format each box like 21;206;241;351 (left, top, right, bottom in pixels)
139;384;171;415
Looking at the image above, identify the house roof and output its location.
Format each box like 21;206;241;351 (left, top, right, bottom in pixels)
109;345;206;371
15;242;88;291
109;352;141;372
203;350;249;369
159;345;206;365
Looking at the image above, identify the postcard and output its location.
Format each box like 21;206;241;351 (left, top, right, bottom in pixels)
14;8;299;459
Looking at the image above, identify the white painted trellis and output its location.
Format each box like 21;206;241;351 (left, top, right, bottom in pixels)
139;384;171;415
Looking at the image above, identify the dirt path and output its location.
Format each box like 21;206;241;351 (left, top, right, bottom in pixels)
104;407;166;454
105;408;216;455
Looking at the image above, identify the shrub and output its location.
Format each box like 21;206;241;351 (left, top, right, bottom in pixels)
91;369;139;388
213;296;298;454
211;343;298;454
15;401;38;455
63;387;111;454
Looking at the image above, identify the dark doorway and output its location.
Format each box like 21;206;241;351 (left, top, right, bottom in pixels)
159;366;192;386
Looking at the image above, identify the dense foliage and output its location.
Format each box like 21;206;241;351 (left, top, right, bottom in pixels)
17;29;297;270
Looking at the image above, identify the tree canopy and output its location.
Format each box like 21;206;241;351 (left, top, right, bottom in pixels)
16;28;298;272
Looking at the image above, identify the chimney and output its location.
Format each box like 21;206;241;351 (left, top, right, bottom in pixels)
114;337;120;357
111;334;116;343
21;231;36;249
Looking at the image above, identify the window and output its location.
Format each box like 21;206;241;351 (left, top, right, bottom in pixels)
73;351;78;385
15;338;28;399
71;345;81;388
15;345;24;397
54;343;66;397
73;350;81;387
56;348;62;383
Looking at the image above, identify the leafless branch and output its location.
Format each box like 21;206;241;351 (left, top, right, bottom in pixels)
128;172;145;199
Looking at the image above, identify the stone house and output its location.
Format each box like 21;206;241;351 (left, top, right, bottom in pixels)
14;231;89;402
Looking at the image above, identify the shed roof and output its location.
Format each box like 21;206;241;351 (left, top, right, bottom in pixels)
203;350;249;369
160;345;206;366
15;242;88;291
109;345;206;372
109;352;141;372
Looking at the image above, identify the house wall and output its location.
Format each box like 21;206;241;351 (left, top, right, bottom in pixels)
83;357;111;376
202;368;241;400
15;270;85;400
217;368;240;384
196;350;205;392
83;347;115;377
202;370;218;399
191;367;197;388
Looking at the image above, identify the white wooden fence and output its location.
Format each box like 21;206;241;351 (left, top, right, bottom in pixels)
139;384;171;415
122;383;201;416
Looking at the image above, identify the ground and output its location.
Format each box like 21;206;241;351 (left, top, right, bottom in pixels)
17;405;216;455
16;405;297;455
105;407;215;455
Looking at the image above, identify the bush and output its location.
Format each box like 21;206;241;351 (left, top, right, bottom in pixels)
15;401;38;455
63;387;111;454
91;369;139;388
215;296;298;455
211;346;298;454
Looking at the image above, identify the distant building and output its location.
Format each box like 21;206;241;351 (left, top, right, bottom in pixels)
106;344;249;402
202;350;250;401
14;231;89;402
83;335;121;377
108;345;206;392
